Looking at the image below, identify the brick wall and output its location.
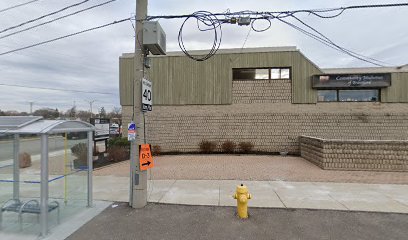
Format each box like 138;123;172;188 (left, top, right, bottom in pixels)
121;79;408;155
299;136;408;171
233;80;291;104
123;103;408;154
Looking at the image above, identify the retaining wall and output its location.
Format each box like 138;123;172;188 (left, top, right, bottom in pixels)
299;136;408;171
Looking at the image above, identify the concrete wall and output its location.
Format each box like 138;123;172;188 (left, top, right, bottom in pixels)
299;136;408;171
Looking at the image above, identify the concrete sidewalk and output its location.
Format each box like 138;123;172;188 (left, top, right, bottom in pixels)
93;177;408;213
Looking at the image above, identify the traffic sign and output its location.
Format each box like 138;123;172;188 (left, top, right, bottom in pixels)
142;78;152;112
128;122;136;141
139;144;154;171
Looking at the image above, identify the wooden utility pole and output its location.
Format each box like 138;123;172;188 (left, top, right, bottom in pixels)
130;0;148;208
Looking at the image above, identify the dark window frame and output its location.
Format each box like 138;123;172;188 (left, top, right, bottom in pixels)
232;67;292;81
317;88;381;102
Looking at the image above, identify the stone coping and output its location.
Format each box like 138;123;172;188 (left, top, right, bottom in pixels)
300;135;408;145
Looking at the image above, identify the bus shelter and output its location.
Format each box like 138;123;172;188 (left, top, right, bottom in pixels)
0;116;95;236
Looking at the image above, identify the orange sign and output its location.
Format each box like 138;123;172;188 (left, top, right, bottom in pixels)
139;144;154;171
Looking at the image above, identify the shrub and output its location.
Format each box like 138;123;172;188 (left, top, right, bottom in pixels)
221;141;236;153
238;142;254;153
107;146;129;162
199;140;217;154
108;137;130;148
152;145;161;156
107;137;130;162
71;143;88;161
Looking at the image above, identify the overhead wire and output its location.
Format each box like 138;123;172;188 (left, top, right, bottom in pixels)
0;18;130;56
0;0;91;34
177;11;223;61
145;3;408;64
0;83;115;95
0;0;42;14
0;0;118;40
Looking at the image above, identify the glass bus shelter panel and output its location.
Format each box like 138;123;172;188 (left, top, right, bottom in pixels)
48;133;89;206
0;133;14;206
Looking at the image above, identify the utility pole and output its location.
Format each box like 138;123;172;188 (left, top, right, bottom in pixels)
85;100;96;118
130;0;147;208
29;101;34;115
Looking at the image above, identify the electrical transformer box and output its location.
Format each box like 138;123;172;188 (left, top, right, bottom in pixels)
143;21;166;55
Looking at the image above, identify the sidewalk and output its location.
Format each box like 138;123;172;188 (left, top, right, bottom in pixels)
93;177;408;213
93;154;408;214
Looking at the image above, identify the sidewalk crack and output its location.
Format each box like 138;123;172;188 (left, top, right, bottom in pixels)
328;194;349;210
157;180;176;203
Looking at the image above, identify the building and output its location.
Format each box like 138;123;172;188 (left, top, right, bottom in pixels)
119;47;408;171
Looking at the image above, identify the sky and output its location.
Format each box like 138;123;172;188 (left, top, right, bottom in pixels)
0;0;407;113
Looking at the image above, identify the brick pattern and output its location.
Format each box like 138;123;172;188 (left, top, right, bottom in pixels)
300;136;408;172
233;80;291;104
128;105;408;154
122;82;408;156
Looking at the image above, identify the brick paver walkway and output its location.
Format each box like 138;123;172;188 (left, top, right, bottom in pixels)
94;155;408;184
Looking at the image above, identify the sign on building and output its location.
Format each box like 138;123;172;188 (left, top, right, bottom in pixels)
312;73;391;89
90;118;110;141
142;78;152;112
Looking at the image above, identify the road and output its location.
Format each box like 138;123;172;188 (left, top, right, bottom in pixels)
0;136;88;161
67;203;408;240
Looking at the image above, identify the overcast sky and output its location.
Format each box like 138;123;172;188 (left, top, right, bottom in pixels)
0;0;407;113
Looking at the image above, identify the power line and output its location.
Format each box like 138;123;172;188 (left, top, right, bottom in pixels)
0;83;115;95
0;0;91;34
0;0;42;13
145;3;408;64
0;0;118;40
0;18;130;56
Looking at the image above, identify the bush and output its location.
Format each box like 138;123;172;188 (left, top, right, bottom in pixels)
108;137;130;148
238;142;254;153
152;145;161;156
199;140;217;154
107;146;129;162
71;143;88;161
107;137;130;162
221;141;236;153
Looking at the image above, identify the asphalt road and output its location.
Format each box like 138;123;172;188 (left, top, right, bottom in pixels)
0;136;86;161
67;203;408;240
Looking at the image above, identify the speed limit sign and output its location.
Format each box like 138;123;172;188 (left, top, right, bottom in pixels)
142;78;152;112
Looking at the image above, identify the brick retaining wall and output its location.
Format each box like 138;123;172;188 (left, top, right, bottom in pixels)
299;136;408;171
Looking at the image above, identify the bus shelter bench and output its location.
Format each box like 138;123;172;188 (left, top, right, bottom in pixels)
1;199;60;230
19;199;60;230
0;199;23;229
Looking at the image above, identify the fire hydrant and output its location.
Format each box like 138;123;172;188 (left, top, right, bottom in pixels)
233;184;251;219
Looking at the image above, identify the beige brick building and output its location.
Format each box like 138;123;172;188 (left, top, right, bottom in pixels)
119;47;408;170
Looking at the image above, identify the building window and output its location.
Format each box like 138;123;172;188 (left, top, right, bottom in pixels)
271;68;290;79
318;90;337;102
233;68;291;80
317;89;380;102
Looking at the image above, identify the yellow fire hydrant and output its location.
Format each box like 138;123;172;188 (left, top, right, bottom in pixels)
233;184;252;219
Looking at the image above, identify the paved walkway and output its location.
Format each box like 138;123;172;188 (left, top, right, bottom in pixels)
93;178;408;213
93;154;408;214
94;155;408;184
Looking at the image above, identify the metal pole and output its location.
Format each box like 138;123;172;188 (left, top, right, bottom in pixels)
87;131;93;207
40;134;49;236
130;0;148;208
13;134;19;200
